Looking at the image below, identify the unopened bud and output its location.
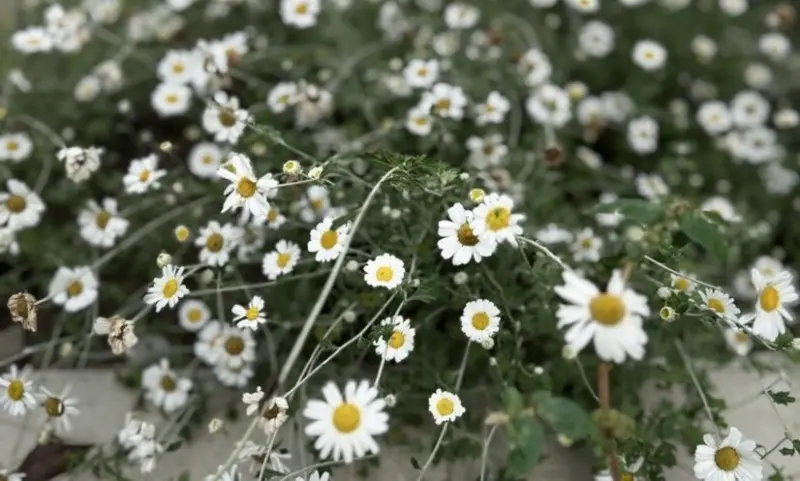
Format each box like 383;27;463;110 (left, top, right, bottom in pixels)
159;141;172;153
307;165;323;179
659;306;676;322
208;418;224;433
157;252;172;268
283;160;301;174
469;188;486;203
657;286;672;299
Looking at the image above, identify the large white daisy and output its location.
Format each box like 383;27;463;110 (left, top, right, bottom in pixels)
470;193;525;246
739;268;798;341
437;202;496;266
373;316;415;363
460;299;501;343
693;427;762;481
554;269;650;363
303;380;389;464
144;264;190;312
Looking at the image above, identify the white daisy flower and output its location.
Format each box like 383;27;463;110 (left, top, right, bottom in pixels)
724;327;753;357
49;266;98;312
363;254;406;290
280;0;321;28
151;82;193;117
303;380;389;464
214;362;254;388
670;272;695;294
423;82;468;120
38;385;81;433
188;142;225;179
195;221;241;267
0;179;46;231
460;299;501;343
218;325;257;369
698;288;740;324
635;173;669;200
526;84;572;127
256;396;290;435
373;316;416;363
471;193;525;246
632;39;667;70
403;59;439;89
443;2;480;28
157;49;203;85
406;105;434;136
466;134;508;169
217;152;277;219
571;228;603;263
232;295;268;331
267;81;300;113
298;185;331;223
11;27;53;54
753;256;783;281
702;197;741;223
178;299;211;332
144;264;190;312
739;269;798;341
0;365;37;416
554;269;650;363
437;202;497;266
428;389;465;424
308;217;351;263
535;224;574;245
627;116;659;154
78;198;130;248
0;132;33;162
262;240;301;280
474;91;510;125
202;91;251;144
142;358;192;413
194;320;225;365
578;21;615;58
693;427;762;481
123;154;167;194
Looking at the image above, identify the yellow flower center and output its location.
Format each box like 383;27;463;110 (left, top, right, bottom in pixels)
734;331;749;343
759;285;780;312
310;198;325;211
414;116;429;126
201;154;214;165
225;336;245;355
674;278;690;291
236;178;257;198
472;312;490;330
160;375;176;392
7;379;24;401
714;446;740;471
276;252;291;268
95;210;111;229
332;403;361;433
67;281;84;298
6;140;19;151
139;169;151;182
205;232;224;252
44;397;64;417
165;94;178;104
175;226;190;241
187;308;203;323
620;473;635;481
245;306;260;320
376;266;394;283
267;209;279;222
485;207;510;232
707;298;725;314
6;194;26;213
580;238;593;248
434;98;451;112
162;279;179;298
295;1;308;13
436;398;454;416
588;294;626;326
456;223;479;246
388;331;405;349
172;62;185;74
320;230;339;250
218;109;237;127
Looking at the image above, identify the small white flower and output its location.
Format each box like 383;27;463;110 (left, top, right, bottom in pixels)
406;106;434;136
0;133;33;163
632;39;667;70
217;152;277;218
428;389;465;424
242;386;265;416
474;91;510;125
443;2;480;29
566;0;600;13
38;385;80;433
151;82;193;117
178;299;211;332
262;240;301;280
635;173;669;200
670;272;695;293
702;197;740;223
0;365;37;416
730;90;770;129
123;154;167;194
460;299;501;343
526;84;572;127
256;396;289;435
403;59;439;89
78;198;129;248
693;427;762;481
363;254;406;289
203;91;251;144
423;83;468;120
739;269;798;341
196;221;241;267
579;21;615;58
267;82;300;113
699;288;740;324
518;48;552;87
49;266;98;312
571;228;602;263
0;179;46;231
308;217;351;263
144;264;190;312
57;146;103;183
373;316;416;363
142;358;192;413
438;202;497;266
535;224;573;245
188;142;225;179
11;27;53;54
697;101;732;135
471;193;524;246
157;49;203;85
232;295;268;331
280;0;321;28
724;327;753;357
627;116;659;154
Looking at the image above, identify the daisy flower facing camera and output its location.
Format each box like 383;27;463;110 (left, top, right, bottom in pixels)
460;299;501;343
739;268;798;341
232;295;267;331
0;179;46;231
142;359;192;413
262;240;301;280
693;427;762;481
363;254;406;290
0;365;37;416
554;269;650;363
144;264;190;312
699;288;740;324
428;389;465;424
438;202;496;266
217;153;277;219
308;217;351;263
304;380;389;464
49;266;98;313
373;316;416;363
471;193;524;246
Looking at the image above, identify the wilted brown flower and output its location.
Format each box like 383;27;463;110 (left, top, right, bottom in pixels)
8;292;38;332
93;315;138;355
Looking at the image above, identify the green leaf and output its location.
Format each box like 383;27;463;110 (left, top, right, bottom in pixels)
589;198;665;225
502;387;524;416
779;447;795;456
678;213;728;261
506;418;544;479
792;439;800;453
768;390;796;405
535;395;593;441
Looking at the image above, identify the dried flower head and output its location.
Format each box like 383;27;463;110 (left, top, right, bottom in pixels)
256;396;289;435
94;315;138;355
8;292;38;332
